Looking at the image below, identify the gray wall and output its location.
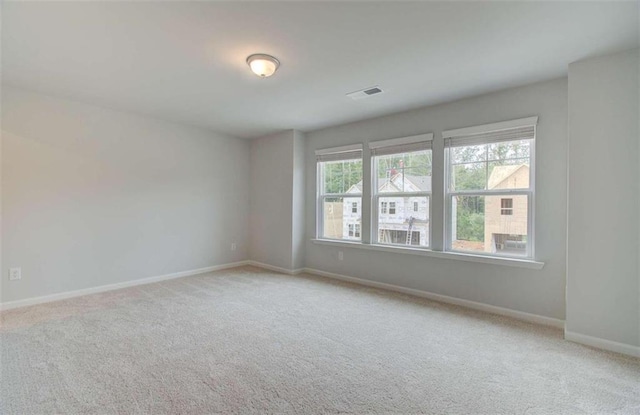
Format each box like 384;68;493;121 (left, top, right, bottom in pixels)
292;131;306;270
249;131;294;269
1;86;250;303
567;49;639;347
305;78;568;320
249;130;305;270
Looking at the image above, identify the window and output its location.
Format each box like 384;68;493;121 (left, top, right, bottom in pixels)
370;134;432;248
316;144;363;241
444;118;536;258
314;117;538;263
501;198;513;215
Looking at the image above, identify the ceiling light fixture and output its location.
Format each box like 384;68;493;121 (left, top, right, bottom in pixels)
246;54;280;78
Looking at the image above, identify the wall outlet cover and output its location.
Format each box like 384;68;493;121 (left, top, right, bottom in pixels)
9;267;22;281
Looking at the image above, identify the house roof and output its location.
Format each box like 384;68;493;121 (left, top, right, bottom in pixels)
404;175;432;192
347;174;432;194
488;164;528;189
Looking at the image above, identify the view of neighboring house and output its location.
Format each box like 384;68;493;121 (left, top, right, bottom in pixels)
322;200;346;240
341;173;431;246
324;165;527;253
341;180;364;240
484;164;529;255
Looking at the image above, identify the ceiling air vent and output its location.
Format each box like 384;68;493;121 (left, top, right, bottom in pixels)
347;86;384;100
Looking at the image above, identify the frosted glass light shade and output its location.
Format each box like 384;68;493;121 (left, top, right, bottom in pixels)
246;54;280;78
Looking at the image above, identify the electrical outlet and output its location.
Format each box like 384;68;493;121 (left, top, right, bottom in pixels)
9;267;21;281
231;242;237;251
338;251;344;261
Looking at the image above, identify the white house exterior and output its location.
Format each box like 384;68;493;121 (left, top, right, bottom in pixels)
343;173;430;246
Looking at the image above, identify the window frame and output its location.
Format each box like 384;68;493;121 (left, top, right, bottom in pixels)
315;144;364;242
370;134;433;250
444;119;536;260
313;118;540;265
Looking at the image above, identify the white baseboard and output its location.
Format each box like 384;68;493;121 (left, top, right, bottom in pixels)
247;260;304;275
0;260;251;311
565;330;640;358
302;267;565;329
8;260;635;357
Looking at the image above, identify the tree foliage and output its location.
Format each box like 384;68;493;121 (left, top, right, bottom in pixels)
323;160;363;194
455;196;485;241
376;151;432;182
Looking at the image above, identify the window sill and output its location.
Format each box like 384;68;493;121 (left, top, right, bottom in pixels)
310;239;545;269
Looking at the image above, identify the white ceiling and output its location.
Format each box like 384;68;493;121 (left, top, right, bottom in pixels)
3;1;638;139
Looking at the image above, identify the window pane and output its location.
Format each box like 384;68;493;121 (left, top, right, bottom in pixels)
450;144;487;164
378;196;429;247
322;159;363;194
451;195;528;256
488;139;531;161
450;139;532;191
487;160;530;190
322;196;361;241
376;150;432;193
451;162;487;191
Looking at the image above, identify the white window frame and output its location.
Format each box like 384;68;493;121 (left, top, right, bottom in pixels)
443;117;537;259
315;144;363;241
370;133;433;249
351;202;358;213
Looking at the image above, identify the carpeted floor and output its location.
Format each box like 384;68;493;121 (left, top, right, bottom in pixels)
1;266;639;414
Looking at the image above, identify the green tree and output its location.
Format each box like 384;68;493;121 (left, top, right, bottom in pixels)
456;196;484;241
323;160;363;194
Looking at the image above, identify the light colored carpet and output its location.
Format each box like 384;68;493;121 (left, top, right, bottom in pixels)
1;266;639;414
